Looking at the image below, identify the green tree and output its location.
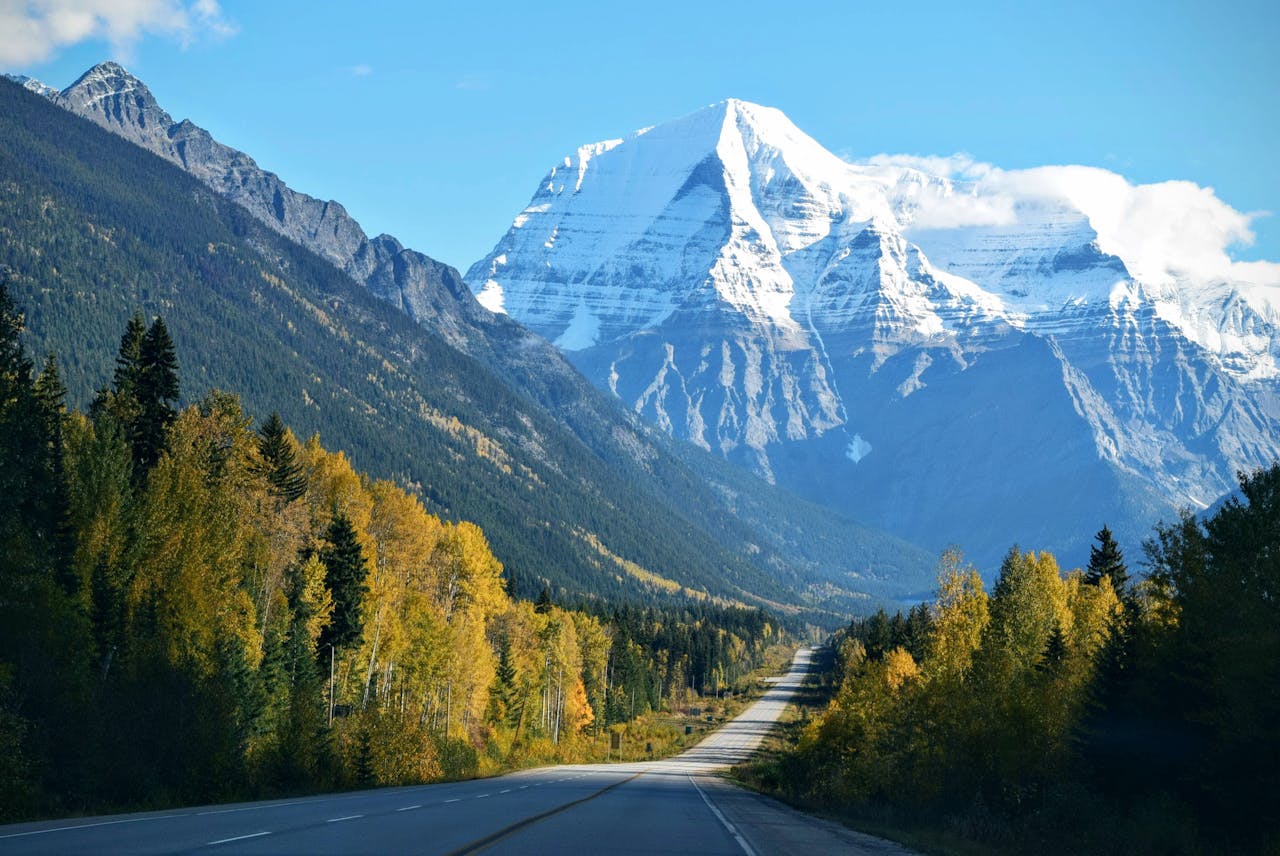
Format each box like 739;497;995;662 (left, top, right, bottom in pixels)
318;513;370;652
133;317;179;472
104;313;179;474
256;412;307;502
1084;524;1128;594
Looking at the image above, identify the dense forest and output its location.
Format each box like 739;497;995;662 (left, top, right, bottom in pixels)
751;478;1279;854
0;287;782;820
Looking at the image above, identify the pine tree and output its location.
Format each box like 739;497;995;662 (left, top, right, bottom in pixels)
1036;621;1069;676
534;585;553;614
33;354;74;593
0;280;56;579
317;514;369;652
111;312;146;403
107;313;180;474
133;317;179;472
256;412;307;502
1084;524;1129;594
488;636;520;726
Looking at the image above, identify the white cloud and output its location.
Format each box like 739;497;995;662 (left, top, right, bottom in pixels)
347;63;372;77
0;0;235;65
863;152;1278;286
866;152;991;181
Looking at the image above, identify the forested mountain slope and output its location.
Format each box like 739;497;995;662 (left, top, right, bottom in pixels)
0;77;931;614
10;63;937;608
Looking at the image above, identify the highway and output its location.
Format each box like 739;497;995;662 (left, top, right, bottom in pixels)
0;649;915;855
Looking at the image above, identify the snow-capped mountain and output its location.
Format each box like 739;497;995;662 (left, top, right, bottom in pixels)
468;99;1280;566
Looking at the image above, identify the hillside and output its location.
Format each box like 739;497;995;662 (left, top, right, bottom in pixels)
0;77;933;616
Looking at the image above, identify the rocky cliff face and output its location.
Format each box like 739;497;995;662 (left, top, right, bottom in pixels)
467;99;1280;565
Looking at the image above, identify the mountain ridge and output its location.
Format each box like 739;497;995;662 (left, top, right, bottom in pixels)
466;98;1280;566
1;71;938;613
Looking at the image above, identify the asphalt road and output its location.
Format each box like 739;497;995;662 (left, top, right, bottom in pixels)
0;649;915;855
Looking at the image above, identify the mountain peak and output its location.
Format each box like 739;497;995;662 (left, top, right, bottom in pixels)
58;61;173;140
68;61;143;92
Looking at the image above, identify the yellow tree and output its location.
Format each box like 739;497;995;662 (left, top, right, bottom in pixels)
925;548;989;683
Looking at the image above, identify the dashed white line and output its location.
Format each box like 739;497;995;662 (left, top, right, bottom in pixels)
326;815;363;823
475;794;491;799
396;805;421;812
499;789;511;794
518;785;529;790
207;831;270;845
444;798;461;803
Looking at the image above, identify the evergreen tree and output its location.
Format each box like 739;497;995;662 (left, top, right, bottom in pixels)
256;412;307;502
33;354;74;593
1036;621;1068;676
111;312;146;404
1084;524;1129;594
106;313;180;473
488;635;520;727
133;317;179;472
317;514;369;652
534;585;553;614
0;280;57;579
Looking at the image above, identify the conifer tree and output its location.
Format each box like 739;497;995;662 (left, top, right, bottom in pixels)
256;412;307;502
0;280;57;578
318;513;369;652
33;354;74;592
111;312;146;403
1036;621;1069;676
534;585;553;614
107;313;180;474
134;317;179;471
488;635;520;726
1085;524;1129;594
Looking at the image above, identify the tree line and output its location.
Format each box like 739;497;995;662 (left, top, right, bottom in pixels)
0;285;780;819
763;481;1279;853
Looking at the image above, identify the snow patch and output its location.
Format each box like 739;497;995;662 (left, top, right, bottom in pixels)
846;434;872;463
553;301;600;350
476;280;506;314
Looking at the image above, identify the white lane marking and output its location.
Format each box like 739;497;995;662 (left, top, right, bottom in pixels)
207;831;270;845
0;814;190;839
475;794;491;799
198;801;307;816
326;815;363;823
444;798;461;803
690;776;757;856
396;805;421;812
518;785;529;790
499;789;511;794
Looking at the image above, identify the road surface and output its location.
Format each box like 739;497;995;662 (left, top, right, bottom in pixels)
0;649;915;855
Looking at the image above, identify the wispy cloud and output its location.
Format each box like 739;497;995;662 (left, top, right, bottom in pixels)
864;152;1279;285
347;63;373;77
0;0;236;66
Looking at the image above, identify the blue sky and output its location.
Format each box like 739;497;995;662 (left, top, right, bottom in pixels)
3;0;1278;272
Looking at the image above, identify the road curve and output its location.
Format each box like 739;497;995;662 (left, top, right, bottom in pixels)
0;649;916;855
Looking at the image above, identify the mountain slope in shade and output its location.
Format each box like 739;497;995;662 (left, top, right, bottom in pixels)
466;99;1280;567
1;73;938;613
